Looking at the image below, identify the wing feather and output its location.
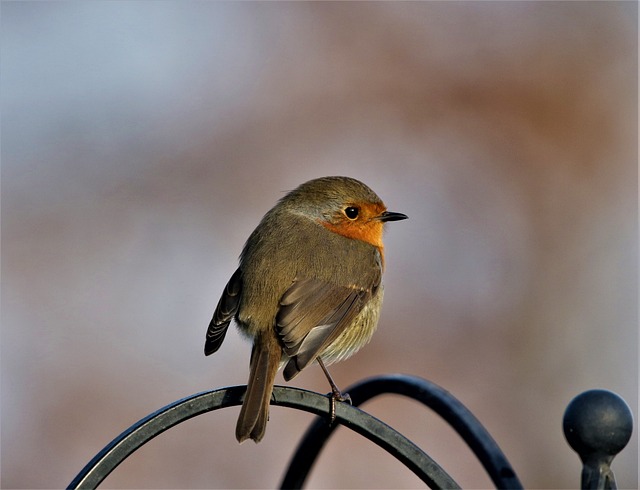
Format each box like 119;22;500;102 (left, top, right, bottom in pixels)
204;268;242;355
276;277;371;380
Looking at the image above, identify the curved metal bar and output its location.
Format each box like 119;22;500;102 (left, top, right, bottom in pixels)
280;374;523;490
67;384;458;489
67;387;245;489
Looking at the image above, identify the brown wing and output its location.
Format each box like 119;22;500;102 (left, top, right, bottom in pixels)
276;277;373;380
204;268;242;356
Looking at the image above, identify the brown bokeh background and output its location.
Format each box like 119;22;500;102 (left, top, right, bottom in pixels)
2;2;637;489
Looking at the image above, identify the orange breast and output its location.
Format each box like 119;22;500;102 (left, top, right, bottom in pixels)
320;207;386;269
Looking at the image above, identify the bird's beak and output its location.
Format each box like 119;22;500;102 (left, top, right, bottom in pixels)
377;211;408;222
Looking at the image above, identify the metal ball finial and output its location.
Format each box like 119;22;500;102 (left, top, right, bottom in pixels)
563;389;633;489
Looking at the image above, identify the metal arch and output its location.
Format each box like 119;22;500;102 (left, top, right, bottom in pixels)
67;384;459;489
280;374;523;490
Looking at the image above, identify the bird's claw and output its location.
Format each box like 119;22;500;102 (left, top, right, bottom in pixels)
327;389;352;425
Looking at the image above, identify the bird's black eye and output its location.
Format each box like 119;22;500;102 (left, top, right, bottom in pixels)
344;206;359;220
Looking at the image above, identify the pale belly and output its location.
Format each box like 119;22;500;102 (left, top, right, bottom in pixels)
319;285;383;365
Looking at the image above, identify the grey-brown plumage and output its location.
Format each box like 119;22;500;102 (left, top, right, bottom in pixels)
205;176;406;442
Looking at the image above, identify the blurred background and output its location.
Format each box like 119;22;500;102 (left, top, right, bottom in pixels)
2;2;637;488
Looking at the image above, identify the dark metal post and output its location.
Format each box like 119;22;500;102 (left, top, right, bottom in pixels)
563;389;634;490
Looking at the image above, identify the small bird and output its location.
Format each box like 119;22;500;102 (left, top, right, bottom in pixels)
205;176;407;443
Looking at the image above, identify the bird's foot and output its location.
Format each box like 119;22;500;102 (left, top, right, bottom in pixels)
327;388;352;425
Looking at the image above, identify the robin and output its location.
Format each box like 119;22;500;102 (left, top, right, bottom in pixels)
205;176;407;443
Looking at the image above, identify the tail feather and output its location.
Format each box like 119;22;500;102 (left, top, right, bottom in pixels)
236;334;281;443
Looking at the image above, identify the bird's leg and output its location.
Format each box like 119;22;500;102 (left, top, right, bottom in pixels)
316;357;351;424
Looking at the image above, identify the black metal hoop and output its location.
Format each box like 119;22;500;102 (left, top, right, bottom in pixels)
67;374;633;489
68;380;461;489
280;374;522;489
